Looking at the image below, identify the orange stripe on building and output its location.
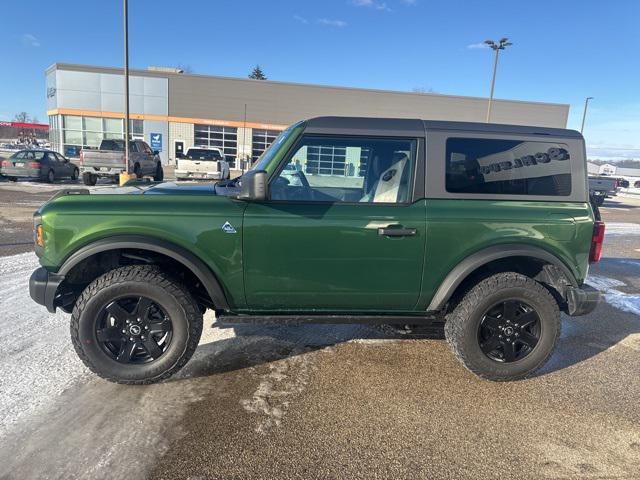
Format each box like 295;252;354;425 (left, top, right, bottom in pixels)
47;108;288;131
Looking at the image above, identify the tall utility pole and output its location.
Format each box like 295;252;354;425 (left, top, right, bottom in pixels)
123;0;130;173
484;38;513;123
581;97;594;133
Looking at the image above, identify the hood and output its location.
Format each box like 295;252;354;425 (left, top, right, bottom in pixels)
88;181;217;196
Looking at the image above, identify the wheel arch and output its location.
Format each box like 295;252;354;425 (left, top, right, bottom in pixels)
427;244;578;313
57;235;230;312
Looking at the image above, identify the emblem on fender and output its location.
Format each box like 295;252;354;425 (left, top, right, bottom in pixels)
221;221;237;234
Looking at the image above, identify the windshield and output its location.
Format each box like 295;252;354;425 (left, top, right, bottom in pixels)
251;122;301;172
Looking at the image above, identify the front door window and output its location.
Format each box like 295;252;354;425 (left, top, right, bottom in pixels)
270;136;417;204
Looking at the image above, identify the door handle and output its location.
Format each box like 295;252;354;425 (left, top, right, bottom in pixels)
377;226;417;237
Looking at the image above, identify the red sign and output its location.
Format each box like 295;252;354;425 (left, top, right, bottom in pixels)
2;122;49;130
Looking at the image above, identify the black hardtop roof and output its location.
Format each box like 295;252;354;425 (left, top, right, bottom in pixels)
305;116;583;139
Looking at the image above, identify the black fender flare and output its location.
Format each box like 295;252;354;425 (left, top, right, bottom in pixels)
426;244;578;312
57;235;230;310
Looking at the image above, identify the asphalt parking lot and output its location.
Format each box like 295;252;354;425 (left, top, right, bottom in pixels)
0;180;639;480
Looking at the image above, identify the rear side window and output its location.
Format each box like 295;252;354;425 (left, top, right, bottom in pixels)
445;138;572;196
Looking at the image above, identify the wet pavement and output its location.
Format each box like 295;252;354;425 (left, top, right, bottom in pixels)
0;183;638;480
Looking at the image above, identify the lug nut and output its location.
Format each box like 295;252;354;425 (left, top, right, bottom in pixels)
122;329;126;333
129;337;134;341
137;318;141;322
126;320;130;324
145;326;149;330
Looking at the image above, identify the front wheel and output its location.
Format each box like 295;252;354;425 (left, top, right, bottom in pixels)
70;265;203;384
445;272;560;381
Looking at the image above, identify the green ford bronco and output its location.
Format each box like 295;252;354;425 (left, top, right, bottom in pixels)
30;117;604;384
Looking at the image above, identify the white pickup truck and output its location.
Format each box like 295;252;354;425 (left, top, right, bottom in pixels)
175;147;230;181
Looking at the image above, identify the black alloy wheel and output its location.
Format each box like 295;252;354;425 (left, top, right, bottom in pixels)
478;299;541;363
96;296;173;364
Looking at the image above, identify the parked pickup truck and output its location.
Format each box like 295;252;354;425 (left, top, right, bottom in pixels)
175;147;230;181
29;117;602;384
80;139;163;186
588;175;619;206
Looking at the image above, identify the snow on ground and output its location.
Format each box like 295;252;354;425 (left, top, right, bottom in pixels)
587;274;640;316
0;253;89;438
603;222;640;236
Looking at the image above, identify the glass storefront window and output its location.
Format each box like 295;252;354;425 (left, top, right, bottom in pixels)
63;130;82;145
84;131;103;148
63;115;82;130
84;117;102;132
104;118;122;134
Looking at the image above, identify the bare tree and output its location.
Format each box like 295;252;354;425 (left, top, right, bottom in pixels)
14;112;30;122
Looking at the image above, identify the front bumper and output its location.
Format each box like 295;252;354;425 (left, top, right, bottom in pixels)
29;267;64;313
566;284;600;316
175;170;223;180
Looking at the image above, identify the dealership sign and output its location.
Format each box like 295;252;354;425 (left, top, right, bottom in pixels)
150;133;162;152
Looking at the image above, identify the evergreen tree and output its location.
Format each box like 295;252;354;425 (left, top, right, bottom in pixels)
248;65;267;80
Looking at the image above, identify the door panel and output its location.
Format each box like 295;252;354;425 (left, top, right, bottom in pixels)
243;200;427;312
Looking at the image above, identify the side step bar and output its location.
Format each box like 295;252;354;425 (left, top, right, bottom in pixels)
216;314;440;327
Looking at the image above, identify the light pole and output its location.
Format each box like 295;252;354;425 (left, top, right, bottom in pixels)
580;96;594;134
123;0;130;177
484;37;512;123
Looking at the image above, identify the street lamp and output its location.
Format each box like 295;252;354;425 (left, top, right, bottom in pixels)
484;37;513;123
580;97;594;134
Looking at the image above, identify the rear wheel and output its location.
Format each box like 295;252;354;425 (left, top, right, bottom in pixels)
153;163;164;181
82;172;97;186
71;168;79;181
47;169;55;183
70;265;203;384
134;164;142;179
445;272;560;381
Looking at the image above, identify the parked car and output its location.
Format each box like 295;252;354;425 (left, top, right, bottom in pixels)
635;180;640;188
80;139;163;186
0;149;78;182
616;178;630;189
29;117;602;384
175;147;230;181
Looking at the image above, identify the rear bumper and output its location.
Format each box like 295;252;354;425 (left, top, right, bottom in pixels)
29;267;64;313
81;166;124;176
1;167;41;178
566;284;600;316
175;170;223;180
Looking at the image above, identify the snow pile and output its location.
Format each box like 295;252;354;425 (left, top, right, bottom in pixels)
0;253;89;439
587;275;640;316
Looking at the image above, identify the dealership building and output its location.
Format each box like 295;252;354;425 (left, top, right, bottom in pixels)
46;63;570;167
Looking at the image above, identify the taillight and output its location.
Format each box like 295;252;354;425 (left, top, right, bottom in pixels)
28;162;41;169
589;221;605;263
1;160;10;167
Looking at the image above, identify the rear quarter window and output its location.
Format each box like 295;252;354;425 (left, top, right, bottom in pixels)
445;138;572;196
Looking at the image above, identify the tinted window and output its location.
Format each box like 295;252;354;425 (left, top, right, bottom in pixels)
446;138;571;196
100;139;125;151
271;136;416;204
185;149;222;161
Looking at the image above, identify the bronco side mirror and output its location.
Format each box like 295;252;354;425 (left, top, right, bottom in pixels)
237;170;268;201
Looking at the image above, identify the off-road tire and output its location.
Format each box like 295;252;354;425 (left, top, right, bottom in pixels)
82;173;97;186
444;272;560;381
70;265;203;384
154;163;164;181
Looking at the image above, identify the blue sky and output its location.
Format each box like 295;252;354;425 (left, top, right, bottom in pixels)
1;0;638;160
